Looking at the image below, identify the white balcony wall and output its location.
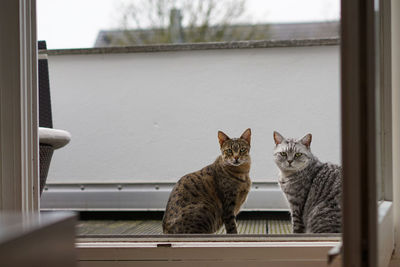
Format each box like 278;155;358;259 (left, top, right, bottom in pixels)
46;45;340;183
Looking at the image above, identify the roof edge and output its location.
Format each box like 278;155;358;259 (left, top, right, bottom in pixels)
41;38;340;56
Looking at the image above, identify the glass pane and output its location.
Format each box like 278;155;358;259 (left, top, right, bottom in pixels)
39;1;343;237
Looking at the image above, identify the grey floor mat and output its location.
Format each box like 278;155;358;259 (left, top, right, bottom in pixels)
77;219;291;235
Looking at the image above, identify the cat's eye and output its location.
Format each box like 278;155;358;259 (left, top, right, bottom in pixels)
295;153;302;158
240;148;246;153
280;152;287;157
226;149;233;154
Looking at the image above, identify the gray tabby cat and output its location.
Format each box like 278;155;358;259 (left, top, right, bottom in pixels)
162;129;251;234
273;131;342;233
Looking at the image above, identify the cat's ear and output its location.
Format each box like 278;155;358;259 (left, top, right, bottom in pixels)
218;131;230;146
240;128;251;145
300;133;312;148
273;131;284;145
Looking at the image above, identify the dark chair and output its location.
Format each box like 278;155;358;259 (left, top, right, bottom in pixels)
38;40;71;195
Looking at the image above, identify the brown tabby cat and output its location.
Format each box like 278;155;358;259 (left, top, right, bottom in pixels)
162;129;252;234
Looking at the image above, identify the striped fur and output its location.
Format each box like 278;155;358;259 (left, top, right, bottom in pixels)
162;129;251;234
273;131;342;233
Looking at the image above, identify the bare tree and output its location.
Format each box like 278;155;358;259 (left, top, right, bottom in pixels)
108;0;268;45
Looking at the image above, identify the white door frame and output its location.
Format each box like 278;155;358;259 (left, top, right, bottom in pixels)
2;0;400;266
391;0;400;260
0;0;39;212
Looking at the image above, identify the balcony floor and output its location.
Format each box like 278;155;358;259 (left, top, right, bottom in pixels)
76;211;292;236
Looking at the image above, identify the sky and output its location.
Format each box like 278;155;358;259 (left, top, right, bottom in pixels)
37;0;340;49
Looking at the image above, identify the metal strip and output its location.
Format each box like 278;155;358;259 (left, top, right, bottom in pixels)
41;38;340;56
40;182;289;211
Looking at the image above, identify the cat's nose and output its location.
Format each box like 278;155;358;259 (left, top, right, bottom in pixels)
234;156;239;160
287;159;293;164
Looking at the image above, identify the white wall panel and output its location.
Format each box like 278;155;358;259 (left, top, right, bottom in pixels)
47;46;340;183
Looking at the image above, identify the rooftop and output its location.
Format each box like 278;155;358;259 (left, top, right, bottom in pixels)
94;21;340;47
